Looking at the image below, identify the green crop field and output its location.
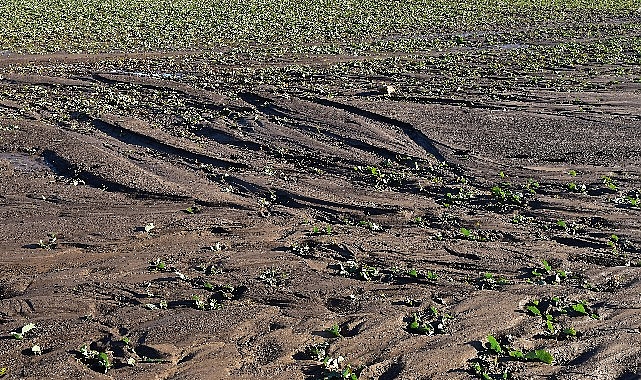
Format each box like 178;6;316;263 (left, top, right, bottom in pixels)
1;0;640;54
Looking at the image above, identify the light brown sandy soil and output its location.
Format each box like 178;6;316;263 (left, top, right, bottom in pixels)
1;46;641;380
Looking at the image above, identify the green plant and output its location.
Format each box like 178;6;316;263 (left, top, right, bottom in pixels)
183;205;201;214
38;233;57;250
525;350;554;364
338;260;380;281
458;227;488;242
144;223;155;233
149;258;167;271
525;178;540;194
470;335;555;379
191;294;221;310
406;306;453;335
626;193;640;207
511;213;525;224
306;342;329;361
10;323;35;340
78;344;111;373
406;268;437;281
476;272;508;290
524;296;597;339
322;356;361;380
491;185;524;205
403;297;422;307
487;335;503;354
443;187;476;207
528;260;569;285
310;224;334;235
602;176;618;191
567;182;586;193
358;220;383;231
412;216;425;226
607;234;620;253
259;268;289;287
327;324;342;338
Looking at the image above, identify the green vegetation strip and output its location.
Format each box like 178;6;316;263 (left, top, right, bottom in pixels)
0;0;639;53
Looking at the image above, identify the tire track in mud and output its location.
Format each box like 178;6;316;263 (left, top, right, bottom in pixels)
3;54;641;379
301;96;446;162
238;91;423;165
86;114;246;170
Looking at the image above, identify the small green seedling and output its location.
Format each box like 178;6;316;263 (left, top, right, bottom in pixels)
567;182;586;193
571;302;587;315
459;227;486;242
477;272;508;290
31;345;41;355
529;260;569;285
626;194;640;208
426;270;438;281
192;295;205;310
327;324;342;338
491;185;524;206
306;342;329;361
511;213;525;224
487;335;503;354
183;205;201;214
322;355;362;380
78;344;111;373
407;307;453;335
38;233;57;250
527;304;542;317
191;295;221;310
144;223;155;233
525;349;554;364
406;268;437;281
525;297;595;338
602;176;618;191
259;268;289;287
338;260;380;281
310;225;333;235
607;234;620;253
149;258;167;271
403;297;422;307
471;335;554;379
358;220;383;231
10;323;35;340
525;178;540;194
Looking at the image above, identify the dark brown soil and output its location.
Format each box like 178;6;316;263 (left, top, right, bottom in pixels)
1;45;641;380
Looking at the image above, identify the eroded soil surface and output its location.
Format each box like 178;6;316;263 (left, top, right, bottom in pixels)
1;21;641;380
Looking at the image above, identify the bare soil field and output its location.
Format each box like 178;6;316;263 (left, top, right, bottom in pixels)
1;2;641;379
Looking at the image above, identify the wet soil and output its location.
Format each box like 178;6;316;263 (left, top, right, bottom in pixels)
1;34;641;379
